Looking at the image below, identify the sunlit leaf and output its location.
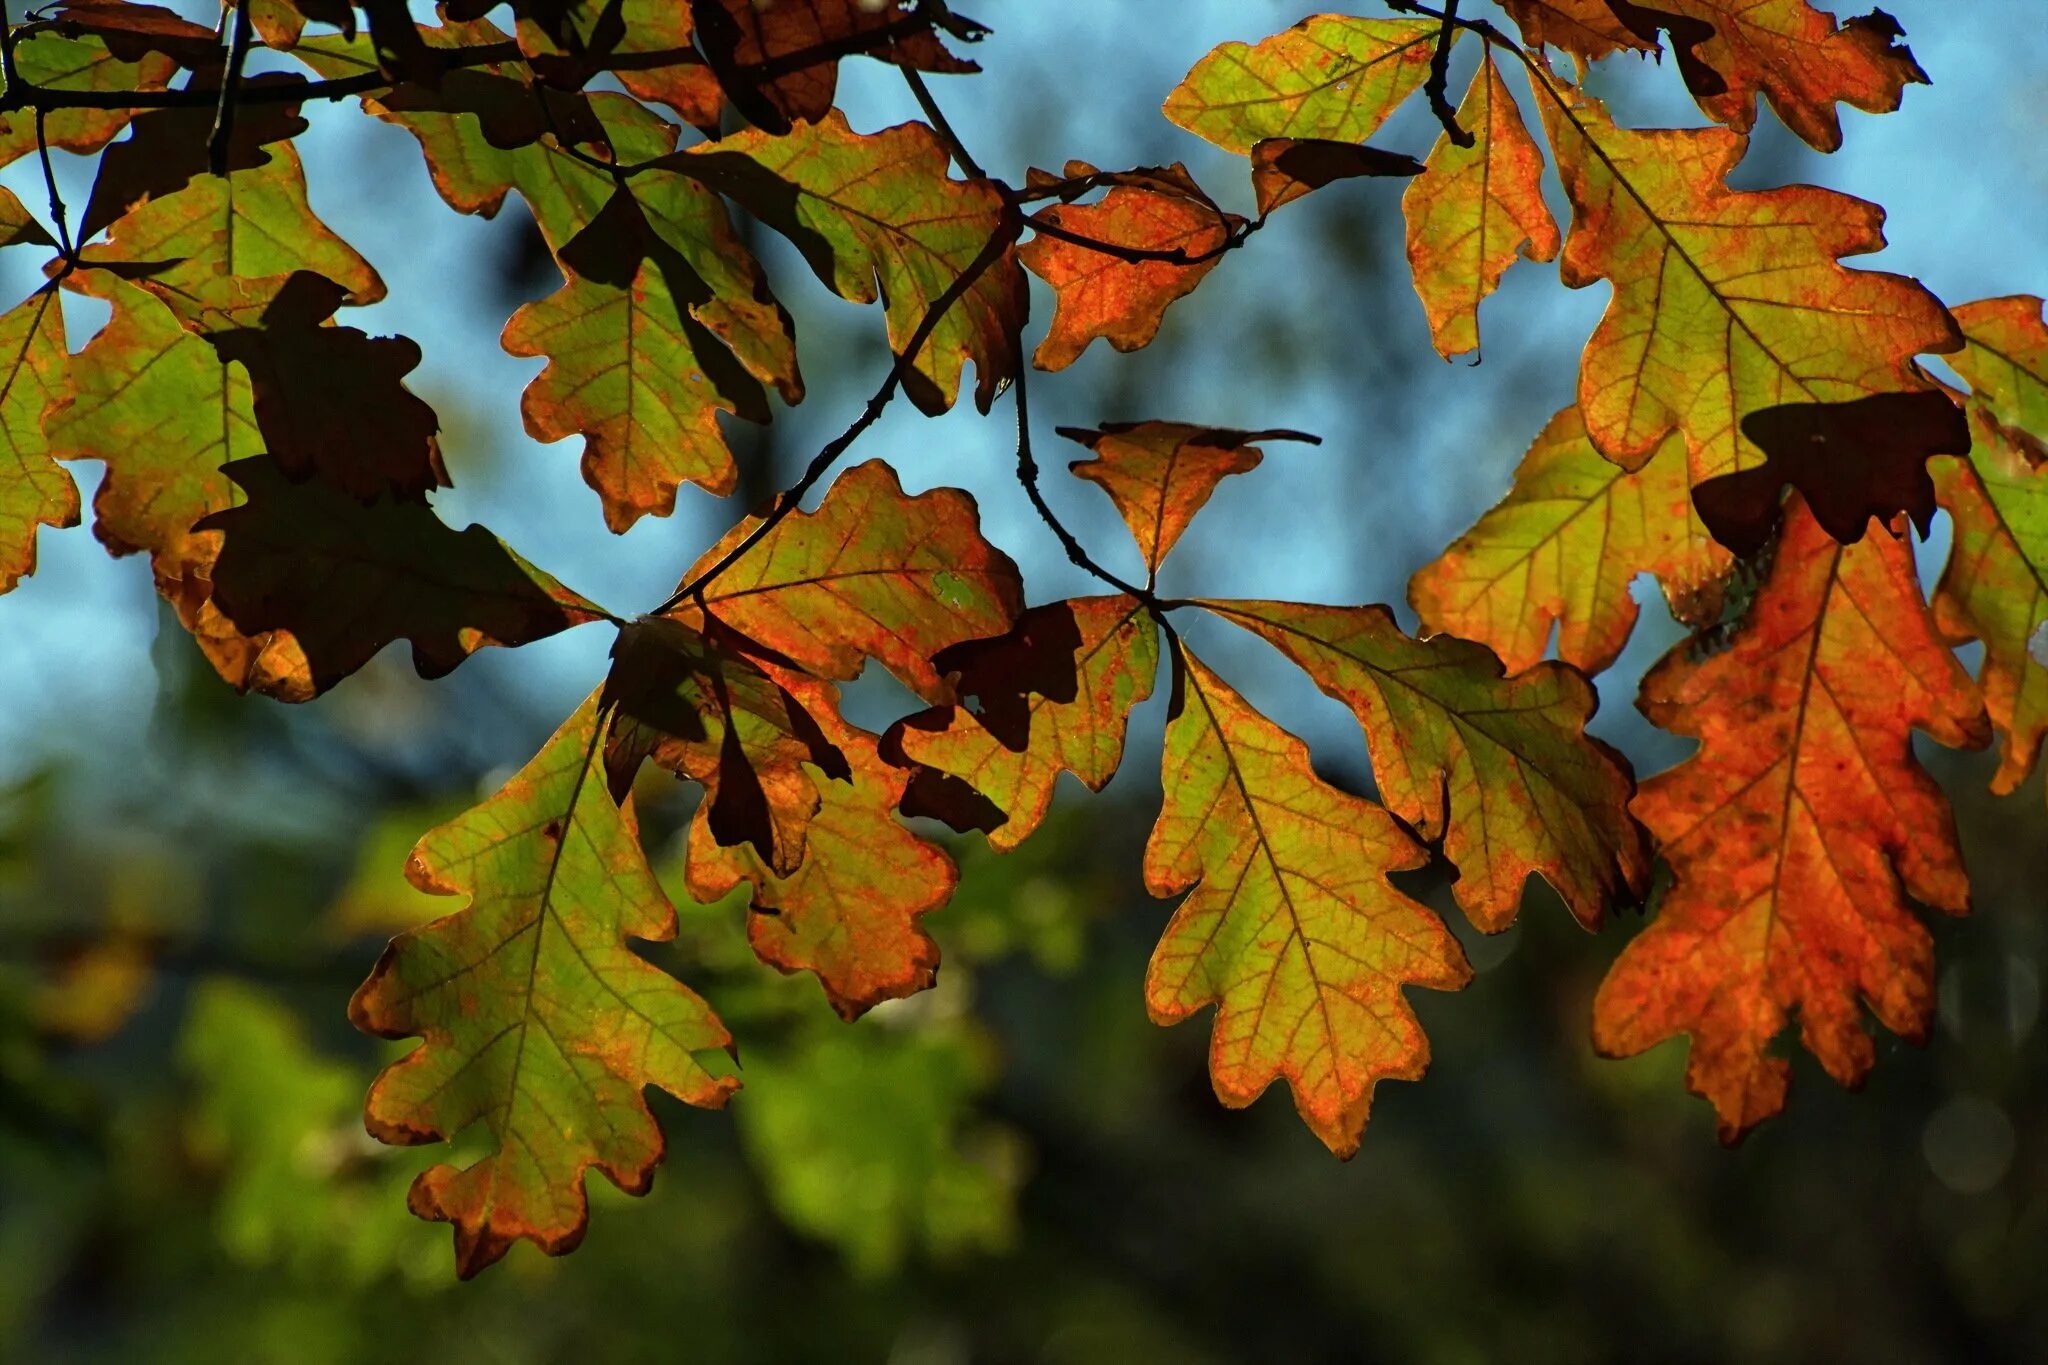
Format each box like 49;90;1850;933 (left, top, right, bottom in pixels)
351;694;740;1277
1145;649;1470;1155
1164;15;1438;154
1947;294;2048;456
1200;599;1648;929
1408;406;1730;675
1593;500;1987;1139
1497;0;1656;64
695;0;979;130
0;289;80;595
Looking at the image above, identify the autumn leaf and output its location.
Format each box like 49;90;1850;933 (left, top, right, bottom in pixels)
890;596;1158;852
1932;413;2048;806
602;614;848;878
0;30;179;167
1608;1;1927;153
1594;500;1987;1139
1145;649;1470;1156
1401;53;1559;360
1497;0;1657;65
351;694;739;1277
677;112;1025;415
689;674;953;1020
200;459;606;696
1164;15;1438;154
1019;167;1236;372
670;460;1023;703
695;0;979;131
1200;599;1647;930
503;188;799;531
1248;138;1422;218
1060;422;1317;578
1947;295;2048;457
240;0;355;51
1408;405;1731;675
0;289;80;596
1540;83;1959;523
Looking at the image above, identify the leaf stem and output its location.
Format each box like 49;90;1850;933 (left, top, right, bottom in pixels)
208;0;256;176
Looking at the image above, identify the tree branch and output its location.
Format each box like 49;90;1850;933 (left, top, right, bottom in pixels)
207;0;256;176
1389;0;1473;147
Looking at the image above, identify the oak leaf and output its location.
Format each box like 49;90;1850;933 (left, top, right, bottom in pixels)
695;0;979;131
0;289;81;595
1060;422;1316;578
1164;15;1438;154
1932;413;2048;807
678;112;1025;415
1401;54;1559;360
670;460;1023;703
1946;295;2048;458
1145;650;1470;1156
0;31;179;167
1497;0;1657;64
1541;84;1959;529
688;674;953;1020
1019;169;1236;372
1593;500;1987;1139
351;694;739;1277
1200;599;1647;929
890;596;1158;852
1408;405;1730;675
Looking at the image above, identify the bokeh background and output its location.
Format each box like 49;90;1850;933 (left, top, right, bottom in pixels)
2;2;2045;1361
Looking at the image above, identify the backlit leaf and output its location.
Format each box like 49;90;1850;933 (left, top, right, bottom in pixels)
1541;84;1959;525
1401;54;1559;360
1164;15;1438;154
670;460;1023;703
678;112;1025;415
695;0;979;130
1932;414;2048;805
890;596;1158;852
1947;295;2048;455
1060;422;1316;577
1593;500;1987;1139
1408;406;1731;675
0;31;179;167
1497;0;1656;64
1144;650;1470;1156
0;289;80;595
351;694;739;1277
1201;599;1648;929
689;675;953;1020
1019;172;1236;372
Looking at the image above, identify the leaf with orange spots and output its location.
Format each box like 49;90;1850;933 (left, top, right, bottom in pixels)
1539;83;1959;532
1060;422;1317;578
1164;15;1439;154
1409;406;1733;674
0;288;81;596
676;112;1024;415
669;460;1023;703
688;674;954;1019
1593;500;1988;1139
351;693;739;1277
0;30;180;168
1932;415;2048;808
1020;169;1237;372
1401;53;1559;360
1607;1;1927;153
889;596;1158;852
694;0;979;130
1197;599;1648;930
1144;648;1471;1156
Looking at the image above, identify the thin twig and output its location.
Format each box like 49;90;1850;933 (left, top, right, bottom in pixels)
902;67;985;180
1390;0;1473;147
1022;210;1261;266
33;107;74;265
1010;365;1158;608
653;215;1021;615
208;0;257;175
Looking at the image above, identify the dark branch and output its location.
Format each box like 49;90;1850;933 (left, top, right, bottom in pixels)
208;0;256;176
1390;0;1474;147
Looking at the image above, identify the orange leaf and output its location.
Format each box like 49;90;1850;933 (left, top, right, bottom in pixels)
1409;406;1730;675
672;460;1023;703
1498;0;1657;64
1020;178;1236;372
890;596;1158;852
695;0;978;130
1200;599;1648;929
1593;500;1988;1139
688;674;952;1019
1401;53;1559;360
1061;422;1316;577
1145;649;1470;1155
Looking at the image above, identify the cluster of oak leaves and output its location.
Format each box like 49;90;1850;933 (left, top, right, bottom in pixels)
0;0;2041;1278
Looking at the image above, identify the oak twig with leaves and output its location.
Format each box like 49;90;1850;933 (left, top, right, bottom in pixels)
1;0;2039;1279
